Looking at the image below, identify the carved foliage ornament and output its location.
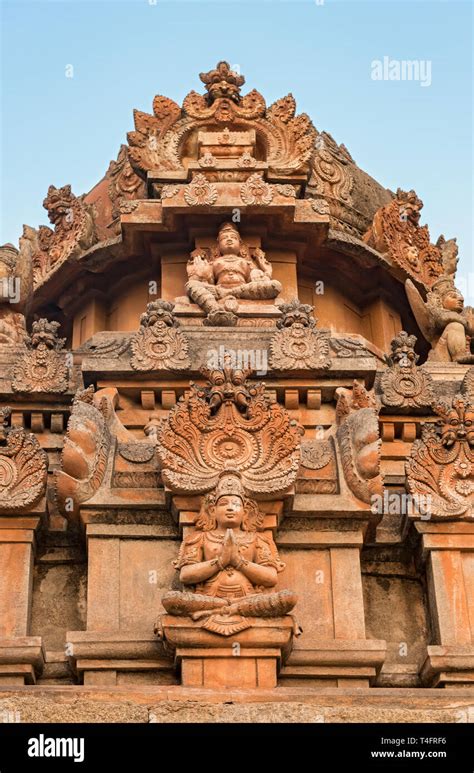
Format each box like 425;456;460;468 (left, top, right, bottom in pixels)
0;408;47;513
406;395;474;518
309;132;354;204
12;319;69;394
380;331;434;410
184;174;218;206
130;300;190;371
107;145;146;221
157;364;303;496
270;299;330;371
127;62;317;178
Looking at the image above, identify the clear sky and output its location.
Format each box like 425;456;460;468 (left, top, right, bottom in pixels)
1;0;472;296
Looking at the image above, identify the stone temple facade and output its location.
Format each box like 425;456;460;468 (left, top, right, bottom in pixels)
0;62;473;723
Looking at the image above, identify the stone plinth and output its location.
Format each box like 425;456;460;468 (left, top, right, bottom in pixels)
161;616;294;689
0;637;45;685
416;522;474;688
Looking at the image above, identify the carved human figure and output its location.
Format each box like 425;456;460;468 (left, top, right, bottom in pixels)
406;276;474;363
186;222;281;326
161;472;296;633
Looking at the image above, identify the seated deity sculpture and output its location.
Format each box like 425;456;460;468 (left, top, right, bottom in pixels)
185;222;281;326
160;471;296;635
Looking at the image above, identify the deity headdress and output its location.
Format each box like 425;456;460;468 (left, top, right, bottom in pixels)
194;470;264;532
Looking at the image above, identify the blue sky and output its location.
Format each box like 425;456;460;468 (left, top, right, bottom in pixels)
1;0;472;293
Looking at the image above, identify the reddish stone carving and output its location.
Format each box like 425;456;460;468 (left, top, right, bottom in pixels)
0;242;30;347
406;275;474;363
240;173;273;205
130;300;190;371
157;363;303;497
12;319;69;393
183;173;218;206
54;386;113;519
269;299;330;371
335;382;383;504
406;394;474;518
364;189;443;286
380;331;434;410
309;132;354;205
127;62;316;179
462;367;474;400
0;408;47;513
158;471;296;636
297;436;338;494
107;145;146;221
186;222;281;326
31;185;96;284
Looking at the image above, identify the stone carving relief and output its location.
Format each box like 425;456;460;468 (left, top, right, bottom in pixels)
308;132;354;205
364;189;444;286
462;367;474;401
296;436;338;494
158;471;297;636
130;300;190;371
107;144;146;221
186;222;281;326
335;382;383;504
12;319;69;394
379;331;434;410
54;386;114;519
240;174;273;205
406;394;474;519
0;407;48;513
405;275;474;364
127;61;316;180
183;174;218;206
157;362;303;497
28;185;96;284
0;243;30;348
269;298;330;371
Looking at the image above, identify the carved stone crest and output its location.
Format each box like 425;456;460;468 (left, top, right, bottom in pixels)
269;299;330;371
184;174;218;206
157;362;303;496
380;331;434;410
240;173;273;205
130;300;190;371
0;408;47;513
406;394;474;519
12;319;69;393
364;189;443;287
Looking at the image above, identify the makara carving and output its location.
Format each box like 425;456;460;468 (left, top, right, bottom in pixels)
157;361;303;496
130;300;190;371
30;185;96;284
159;471;297;636
12;319;69;394
364;189;444;286
186;221;281;326
379;331;434;410
406;394;474;519
269;298;330;371
0;408;48;513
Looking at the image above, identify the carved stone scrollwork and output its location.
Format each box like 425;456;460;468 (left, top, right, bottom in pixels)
379;331;434;410
406;394;474;519
12;319;69;394
0;408;48;513
269;299;330;371
107;144;146;221
335;382;383;504
364;189;444;287
130;300;190;371
157;362;303;497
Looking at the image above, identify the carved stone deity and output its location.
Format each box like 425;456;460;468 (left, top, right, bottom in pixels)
380;331;434;410
160;471;296;636
186;222;281;326
405;275;474;363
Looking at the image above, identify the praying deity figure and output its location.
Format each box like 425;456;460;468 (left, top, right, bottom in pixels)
160;472;297;635
186;222;281;326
